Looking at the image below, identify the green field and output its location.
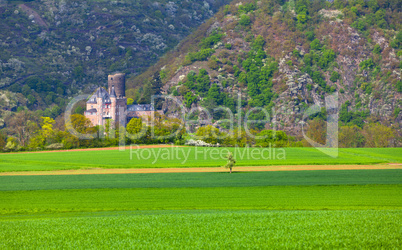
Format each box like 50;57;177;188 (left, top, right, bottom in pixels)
0;147;401;172
1;165;401;247
0;169;401;191
1;210;400;249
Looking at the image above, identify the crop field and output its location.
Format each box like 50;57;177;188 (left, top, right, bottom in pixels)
0;151;401;248
0;147;401;172
1;210;401;249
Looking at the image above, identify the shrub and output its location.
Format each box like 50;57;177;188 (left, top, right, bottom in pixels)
185;49;215;63
305;31;315;41
330;71;341;82
373;44;382;54
310;39;322;50
396;80;402;93
318;49;335;69
359;58;374;70
239;15;251;26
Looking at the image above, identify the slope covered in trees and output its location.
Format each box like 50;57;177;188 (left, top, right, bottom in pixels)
0;0;232;111
128;0;401;146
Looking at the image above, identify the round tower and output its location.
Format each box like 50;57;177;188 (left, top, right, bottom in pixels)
108;73;126;98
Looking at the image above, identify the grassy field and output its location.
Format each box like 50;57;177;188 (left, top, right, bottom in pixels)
0;147;401;172
1;185;401;215
1;210;400;249
1;170;401;214
0;169;401;191
1;157;401;248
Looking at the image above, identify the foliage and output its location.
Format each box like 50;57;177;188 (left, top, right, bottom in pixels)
223;152;236;173
359;58;375;70
362;123;393;148
339;101;370;128
330;71;341;82
200;30;224;49
339;125;365;148
396;81;402;93
195;125;222;144
256;130;288;147
310;39;322;50
239;15;251;26
185;49;215;64
373;44;382;54
126;118;144;137
1;0;232;111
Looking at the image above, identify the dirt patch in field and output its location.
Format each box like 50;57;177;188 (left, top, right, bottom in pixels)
1;164;400;176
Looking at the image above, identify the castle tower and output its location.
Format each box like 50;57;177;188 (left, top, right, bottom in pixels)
108;73;126;98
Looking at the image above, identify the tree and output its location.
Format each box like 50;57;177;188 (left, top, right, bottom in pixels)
195;125;221;144
151;71;163;109
310;39;322;50
127;98;134;105
304;118;326;145
330;71;341;82
339;125;365;147
0;132;6;150
239;14;251;26
69;114;92;134
252;35;265;50
127;118;144;136
41;117;55;142
362;123;393;147
7;111;39;147
223;152;236;173
256;130;288;147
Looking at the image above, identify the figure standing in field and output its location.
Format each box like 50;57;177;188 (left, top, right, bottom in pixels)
224;152;236;173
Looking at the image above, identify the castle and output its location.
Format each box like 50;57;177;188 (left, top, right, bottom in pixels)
84;73;155;127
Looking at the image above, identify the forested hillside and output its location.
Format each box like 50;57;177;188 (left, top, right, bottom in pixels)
129;0;401;146
1;0;401;151
0;0;232;112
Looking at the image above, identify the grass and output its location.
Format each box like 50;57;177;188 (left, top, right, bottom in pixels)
0;147;401;172
0;169;400;248
0;169;401;191
1;210;401;249
1;185;401;215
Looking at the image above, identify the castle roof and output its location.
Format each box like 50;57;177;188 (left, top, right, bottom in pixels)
87;87;112;104
127;104;155;111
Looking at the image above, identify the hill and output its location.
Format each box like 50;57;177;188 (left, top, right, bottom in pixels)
0;0;232;112
127;0;401;144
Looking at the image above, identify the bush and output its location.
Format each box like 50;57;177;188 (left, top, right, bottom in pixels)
305;31;315;41
330;71;341;82
359;58;374;70
239;15;251;26
318;49;335;69
185;49;215;63
373;44;382;54
310;39;322;50
200;31;224;49
396;80;402;93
